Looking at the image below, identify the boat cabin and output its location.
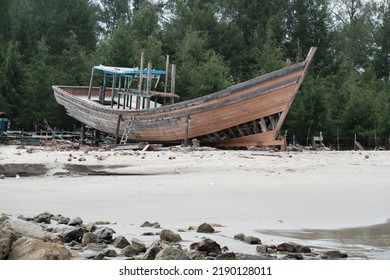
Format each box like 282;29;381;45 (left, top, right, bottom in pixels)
87;58;179;110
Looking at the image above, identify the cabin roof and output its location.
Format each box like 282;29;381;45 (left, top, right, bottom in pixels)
94;65;165;76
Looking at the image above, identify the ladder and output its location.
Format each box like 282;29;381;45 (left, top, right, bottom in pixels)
119;117;134;145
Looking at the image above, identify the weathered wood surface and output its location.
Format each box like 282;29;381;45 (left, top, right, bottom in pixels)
53;47;316;148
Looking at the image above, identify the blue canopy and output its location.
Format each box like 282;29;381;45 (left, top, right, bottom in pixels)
94;65;165;76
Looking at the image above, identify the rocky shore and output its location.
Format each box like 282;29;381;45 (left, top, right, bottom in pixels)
0;212;348;260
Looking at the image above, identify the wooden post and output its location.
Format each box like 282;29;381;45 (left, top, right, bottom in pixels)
87;67;95;100
137;52;144;109
80;123;86;144
111;74;116;108
164;55;169;93
95;130;100;146
146;62;152;109
115;114;122;144
184;115;190;146
170;64;176;104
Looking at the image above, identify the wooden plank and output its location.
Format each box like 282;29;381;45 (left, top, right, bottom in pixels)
141;144;150;152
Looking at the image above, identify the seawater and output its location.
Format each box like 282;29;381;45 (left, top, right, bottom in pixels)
258;222;390;260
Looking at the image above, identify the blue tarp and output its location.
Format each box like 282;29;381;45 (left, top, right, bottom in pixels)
94;65;165;76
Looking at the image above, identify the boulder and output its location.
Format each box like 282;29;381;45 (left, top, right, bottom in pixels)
0;217;61;243
141;221;161;228
141;242;162;260
84;223;97;233
54;225;85;243
155;246;190;260
93;227;115;243
196;223;215;233
233;233;246;241
256;244;269;254
68;217;83;226
286;253;304;260
8;237;72;260
323;250;348;259
103;249;118;258
113;235;130;249
186;249;205;260
131;238;147;253
84;242;108;252
81;232;101;245
276;242;296;253
244;236;262;245
0;238;12;260
190;238;221;255
160;229;182;243
33;212;53;224
122;239;146;257
215;252;237;260
52;215;70;225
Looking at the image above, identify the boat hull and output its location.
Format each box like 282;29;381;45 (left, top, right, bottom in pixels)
53;48;316;148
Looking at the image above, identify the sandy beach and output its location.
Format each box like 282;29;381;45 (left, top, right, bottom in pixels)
1;144;390;259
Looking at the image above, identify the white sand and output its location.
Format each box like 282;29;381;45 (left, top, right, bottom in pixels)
1;145;390;256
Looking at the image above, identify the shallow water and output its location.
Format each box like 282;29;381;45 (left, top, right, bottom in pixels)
258;221;390;259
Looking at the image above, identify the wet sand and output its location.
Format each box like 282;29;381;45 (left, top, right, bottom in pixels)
1;146;390;259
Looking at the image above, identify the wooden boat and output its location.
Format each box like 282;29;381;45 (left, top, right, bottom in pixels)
53;47;316;149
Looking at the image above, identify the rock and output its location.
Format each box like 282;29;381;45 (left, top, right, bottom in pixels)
155;246;190;260
0;174;5;179
256;244;269;254
196;223;215;233
81;232;100;245
0;215;9;224
68;217;83;226
91;253;105;260
103;249;117;258
0;238;12;260
190;238;221;255
294;244;312;253
84;223;97;233
160;229;182;243
215;252;237;260
55;226;85;243
131;238;147;253
323;250;348;259
113;235;130;249
141;242;162;260
0;217;61;243
234;233;246;241
141;221;161;228
121;238;147;257
84;243;108;252
186;249;205;260
122;244;143;257
33;212;53;224
52;215;70;225
286;253;304;260
244;236;262;245
93;227;115;243
237;253;275;260
276;242;296;253
8;237;72;260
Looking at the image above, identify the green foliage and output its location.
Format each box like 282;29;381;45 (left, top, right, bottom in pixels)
0;0;389;148
0;41;25;119
175;31;231;100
